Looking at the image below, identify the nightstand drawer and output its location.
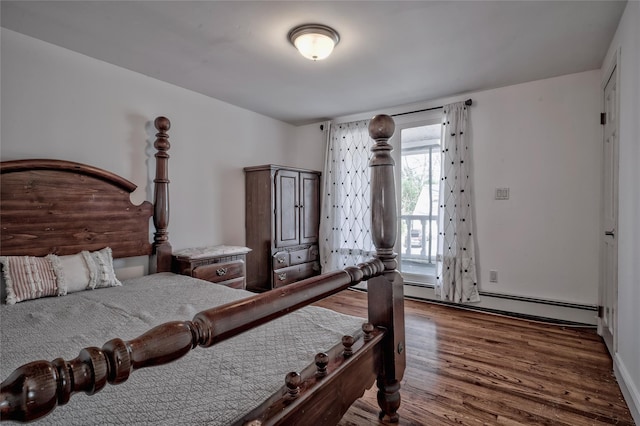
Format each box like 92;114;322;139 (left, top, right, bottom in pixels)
192;260;244;284
221;277;245;289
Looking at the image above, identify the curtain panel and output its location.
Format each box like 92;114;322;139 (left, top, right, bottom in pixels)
435;101;480;303
319;119;375;272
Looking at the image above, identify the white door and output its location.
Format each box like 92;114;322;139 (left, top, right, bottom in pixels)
600;65;618;354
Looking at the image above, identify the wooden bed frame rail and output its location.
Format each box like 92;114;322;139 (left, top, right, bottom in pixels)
0;114;405;424
235;322;386;425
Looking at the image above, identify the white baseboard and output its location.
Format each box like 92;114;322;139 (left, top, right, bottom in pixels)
404;283;597;325
352;281;598;325
614;354;640;424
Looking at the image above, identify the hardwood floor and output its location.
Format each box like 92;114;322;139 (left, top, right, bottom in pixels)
314;289;634;426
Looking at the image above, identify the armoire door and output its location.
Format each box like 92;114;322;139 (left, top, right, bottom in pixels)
274;169;299;247
299;172;320;245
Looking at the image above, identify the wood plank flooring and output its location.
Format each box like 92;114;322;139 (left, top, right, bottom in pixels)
313;289;634;426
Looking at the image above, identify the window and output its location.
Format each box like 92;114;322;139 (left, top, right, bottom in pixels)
393;115;441;285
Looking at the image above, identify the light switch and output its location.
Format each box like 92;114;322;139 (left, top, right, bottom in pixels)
495;187;510;200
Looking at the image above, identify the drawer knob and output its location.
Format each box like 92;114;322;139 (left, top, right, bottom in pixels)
277;257;286;264
216;268;228;276
278;272;287;281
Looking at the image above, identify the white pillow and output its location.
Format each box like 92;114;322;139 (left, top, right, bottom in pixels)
51;252;91;295
50;247;122;294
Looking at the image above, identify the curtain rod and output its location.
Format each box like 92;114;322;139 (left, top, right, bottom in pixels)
391;98;473;117
319;98;473;130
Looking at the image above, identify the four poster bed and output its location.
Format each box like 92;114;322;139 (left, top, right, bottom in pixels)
0;115;405;425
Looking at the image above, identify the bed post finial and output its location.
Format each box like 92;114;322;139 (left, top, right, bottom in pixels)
153;116;172;272
154;116;171;134
367;114;405;423
368;114;395;143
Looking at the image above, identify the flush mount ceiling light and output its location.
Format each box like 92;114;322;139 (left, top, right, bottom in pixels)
288;24;340;61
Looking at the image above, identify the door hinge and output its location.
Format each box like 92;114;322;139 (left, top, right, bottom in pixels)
597;305;604;318
600;112;606;125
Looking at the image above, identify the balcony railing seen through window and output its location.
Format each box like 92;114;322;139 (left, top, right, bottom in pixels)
399;122;441;282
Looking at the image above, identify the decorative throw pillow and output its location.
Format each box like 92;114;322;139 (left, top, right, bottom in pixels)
0;255;59;304
85;247;122;289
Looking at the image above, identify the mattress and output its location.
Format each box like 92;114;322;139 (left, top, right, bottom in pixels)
0;273;364;425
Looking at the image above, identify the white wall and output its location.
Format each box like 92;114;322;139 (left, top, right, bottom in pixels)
472;71;601;306
289;122;326;172
601;1;640;422
1;28;307;251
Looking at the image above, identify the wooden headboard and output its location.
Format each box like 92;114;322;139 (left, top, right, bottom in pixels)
0;116;172;271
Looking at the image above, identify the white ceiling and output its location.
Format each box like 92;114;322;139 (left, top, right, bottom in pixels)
1;1;626;126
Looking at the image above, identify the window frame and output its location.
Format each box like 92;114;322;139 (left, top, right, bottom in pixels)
390;110;442;286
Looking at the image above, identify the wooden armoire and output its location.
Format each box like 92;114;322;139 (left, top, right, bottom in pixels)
244;165;321;292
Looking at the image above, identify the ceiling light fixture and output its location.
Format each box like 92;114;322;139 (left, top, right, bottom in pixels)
288;24;340;61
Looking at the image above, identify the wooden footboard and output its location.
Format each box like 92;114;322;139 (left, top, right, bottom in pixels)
0;114;405;424
235;323;385;425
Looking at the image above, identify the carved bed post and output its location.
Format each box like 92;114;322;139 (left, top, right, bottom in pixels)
367;114;406;422
153;116;172;272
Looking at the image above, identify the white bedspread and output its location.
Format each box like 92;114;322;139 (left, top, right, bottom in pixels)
0;273;364;425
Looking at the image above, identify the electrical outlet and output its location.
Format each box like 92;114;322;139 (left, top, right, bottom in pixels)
489;270;498;283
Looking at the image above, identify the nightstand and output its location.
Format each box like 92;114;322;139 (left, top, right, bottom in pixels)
172;245;252;289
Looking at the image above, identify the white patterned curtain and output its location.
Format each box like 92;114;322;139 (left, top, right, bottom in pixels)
435;101;480;303
319;119;375;272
